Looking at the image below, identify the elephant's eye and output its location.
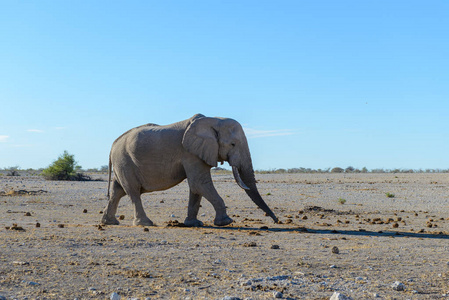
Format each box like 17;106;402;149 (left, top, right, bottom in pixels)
231;142;236;147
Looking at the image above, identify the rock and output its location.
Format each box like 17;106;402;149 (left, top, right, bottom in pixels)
331;246;339;254
391;281;405;291
222;297;241;300
110;292;121;300
329;292;352;300
240;280;252;286
271;245;280;249
273;291;283;298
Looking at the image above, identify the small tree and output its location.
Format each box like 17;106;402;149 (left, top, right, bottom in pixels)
331;167;344;173
6;166;21;176
42;151;90;181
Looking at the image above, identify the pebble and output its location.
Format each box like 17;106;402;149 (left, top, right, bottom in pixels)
110;292;121;300
273;291;283;298
329;292;352;300
331;246;339;254
222;297;241;300
391;281;405;291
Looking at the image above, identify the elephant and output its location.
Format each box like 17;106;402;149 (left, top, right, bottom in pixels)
101;114;278;227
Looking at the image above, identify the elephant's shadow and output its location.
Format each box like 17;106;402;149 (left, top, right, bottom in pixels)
197;225;449;240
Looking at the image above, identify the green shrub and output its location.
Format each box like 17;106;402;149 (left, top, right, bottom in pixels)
385;192;395;198
41;151;91;181
338;198;346;204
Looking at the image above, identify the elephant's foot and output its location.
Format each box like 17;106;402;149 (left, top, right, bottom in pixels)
183;218;204;227
214;215;233;227
101;215;120;225
133;216;154;226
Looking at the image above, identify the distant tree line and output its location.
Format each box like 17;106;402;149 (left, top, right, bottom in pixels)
2;164;449;176
254;166;449;174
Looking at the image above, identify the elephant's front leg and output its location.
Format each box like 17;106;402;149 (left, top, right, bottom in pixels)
183;191;204;227
186;167;233;226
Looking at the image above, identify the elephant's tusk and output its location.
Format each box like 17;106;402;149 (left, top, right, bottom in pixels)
232;166;250;190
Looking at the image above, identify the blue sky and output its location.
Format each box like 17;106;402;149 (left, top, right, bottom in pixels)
1;1;448;170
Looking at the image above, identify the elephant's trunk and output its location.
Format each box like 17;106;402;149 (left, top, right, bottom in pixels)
233;165;278;223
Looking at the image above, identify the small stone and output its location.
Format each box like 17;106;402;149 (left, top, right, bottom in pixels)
24;212;31;216
83;209;88;213
329;292;352;300
273;291;283;298
28;281;40;286
271;245;280;249
240;280;252;286
118;215;125;220
170;214;176;218
143;227;149;232
58;224;65;228
35;222;40;228
330;265;337;268
331;246;339;254
110;292;121;300
222;297;241;300
391;281;405;291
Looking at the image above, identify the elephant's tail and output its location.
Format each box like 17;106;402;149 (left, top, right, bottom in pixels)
107;154;112;200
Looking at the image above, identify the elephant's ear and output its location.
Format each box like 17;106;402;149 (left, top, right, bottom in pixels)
182;117;219;167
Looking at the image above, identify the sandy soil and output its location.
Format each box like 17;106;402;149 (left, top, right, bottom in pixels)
1;173;449;299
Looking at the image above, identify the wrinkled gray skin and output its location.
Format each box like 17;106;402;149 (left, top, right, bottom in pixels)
101;114;278;227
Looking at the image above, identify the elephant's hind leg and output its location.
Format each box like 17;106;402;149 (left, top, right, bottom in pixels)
129;192;154;226
101;180;126;225
184;191;204;227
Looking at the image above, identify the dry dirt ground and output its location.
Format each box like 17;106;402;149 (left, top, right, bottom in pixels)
1;173;449;300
